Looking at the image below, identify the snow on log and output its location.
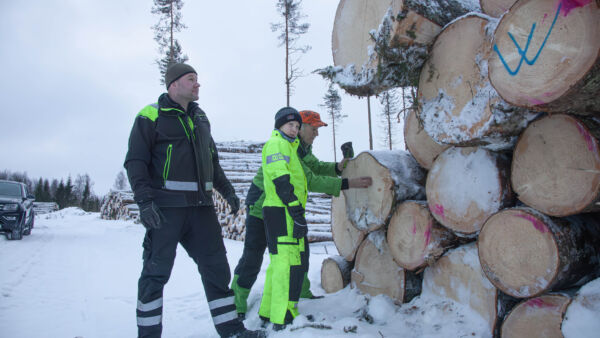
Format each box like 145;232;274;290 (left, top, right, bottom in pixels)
351;231;423;304
511;114;600;217
342;150;425;232
423;243;518;336
321;0;478;96
403;108;449;170
501;294;572;338
478;207;600;299
480;0;517;17
321;255;353;293
488;0;600;114
331;194;366;261
418;14;538;150
387;200;465;271
562;278;600;336
426;147;513;236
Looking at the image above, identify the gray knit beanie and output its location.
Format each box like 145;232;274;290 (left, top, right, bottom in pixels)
165;63;197;89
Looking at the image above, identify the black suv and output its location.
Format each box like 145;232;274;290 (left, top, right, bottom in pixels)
0;180;35;240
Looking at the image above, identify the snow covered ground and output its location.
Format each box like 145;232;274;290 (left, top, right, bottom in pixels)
0;208;596;337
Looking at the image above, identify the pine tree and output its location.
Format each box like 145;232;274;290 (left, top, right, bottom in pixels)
55;179;65;209
271;0;311;106
64;176;76;207
320;83;345;161
34;178;44;201
378;89;401;150
152;0;189;85
43;179;51;202
113;170;129;191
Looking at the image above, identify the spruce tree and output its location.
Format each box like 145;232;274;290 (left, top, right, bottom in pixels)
43;179;51;202
271;0;311;106
34;178;44;201
320;83;345;161
378;89;401;150
152;0;189;85
55;180;65;209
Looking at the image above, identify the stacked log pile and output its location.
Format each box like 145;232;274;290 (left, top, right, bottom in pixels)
100;190;137;221
32;202;59;214
321;0;600;335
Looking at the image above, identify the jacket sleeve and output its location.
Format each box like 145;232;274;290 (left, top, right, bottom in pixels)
124;115;155;203
301;151;338;177
302;160;343;197
211;137;236;198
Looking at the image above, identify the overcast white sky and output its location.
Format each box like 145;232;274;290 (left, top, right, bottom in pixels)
0;0;405;195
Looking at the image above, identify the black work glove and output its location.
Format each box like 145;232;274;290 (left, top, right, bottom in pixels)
225;193;240;215
138;200;164;230
288;205;308;239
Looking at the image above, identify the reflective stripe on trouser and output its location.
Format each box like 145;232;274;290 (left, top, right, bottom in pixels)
137;206;244;338
258;241;305;325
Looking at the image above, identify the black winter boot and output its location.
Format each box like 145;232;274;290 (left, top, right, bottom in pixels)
227;328;267;338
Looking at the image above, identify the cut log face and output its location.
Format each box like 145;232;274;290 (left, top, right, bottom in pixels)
331;194;366;261
426;147;513;235
489;0;600;114
511;114;600;216
501;294;571;338
423;244;501;334
352;231;422;304
343;151;425;232
404;109;449;170
321;256;353;294
478;207;600;298
480;0;517;17
332;0;403;73
418;15;537;149
387;201;462;271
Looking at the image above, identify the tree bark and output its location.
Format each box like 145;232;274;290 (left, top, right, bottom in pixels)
418;15;538;150
352;231;423;304
331;194;366;261
501;294;572;338
426;147;513;236
321;255;353;293
478;207;600;298
423;243;519;336
325;0;477;96
488;0;600;115
480;0;517;17
403;108;449;170
342;150;426;232
511;114;600;216
387;200;465;271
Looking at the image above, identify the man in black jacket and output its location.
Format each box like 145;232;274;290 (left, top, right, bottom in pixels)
124;63;264;338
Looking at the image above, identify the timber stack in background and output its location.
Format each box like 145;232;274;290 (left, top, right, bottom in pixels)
101;141;333;243
320;0;600;336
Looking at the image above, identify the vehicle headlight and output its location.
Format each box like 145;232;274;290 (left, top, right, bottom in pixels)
1;204;18;211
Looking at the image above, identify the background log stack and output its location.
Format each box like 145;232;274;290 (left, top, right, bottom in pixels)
100;190;137;221
322;0;600;336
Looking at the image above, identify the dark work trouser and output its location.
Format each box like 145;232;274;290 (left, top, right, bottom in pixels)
136;206;244;338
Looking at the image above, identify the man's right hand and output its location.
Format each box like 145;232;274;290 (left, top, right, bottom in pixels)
287;205;308;239
348;176;373;188
139;200;164;230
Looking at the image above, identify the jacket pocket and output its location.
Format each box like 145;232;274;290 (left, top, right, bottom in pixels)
162;144;173;184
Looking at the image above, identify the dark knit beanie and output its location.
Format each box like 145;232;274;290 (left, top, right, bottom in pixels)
165;63;197;89
274;107;302;129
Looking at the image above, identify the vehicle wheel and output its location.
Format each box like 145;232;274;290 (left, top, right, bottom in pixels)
6;232;13;240
12;229;23;240
23;213;34;236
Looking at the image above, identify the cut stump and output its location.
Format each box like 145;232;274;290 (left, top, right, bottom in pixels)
321;256;353;294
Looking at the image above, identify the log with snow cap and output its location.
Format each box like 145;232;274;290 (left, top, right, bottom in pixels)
511;114;600;217
488;0;600;115
423;243;519;336
479;0;517;17
342;150;426;232
478;207;600;299
321;0;478;96
387;200;466;271
403;108;449;170
331;194;366;261
321;255;353;294
418;14;538;150
351;231;423;304
425;146;513;236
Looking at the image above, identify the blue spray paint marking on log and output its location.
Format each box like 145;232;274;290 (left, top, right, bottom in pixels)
493;3;562;76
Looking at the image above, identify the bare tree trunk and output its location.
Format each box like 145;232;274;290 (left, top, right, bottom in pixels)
332;117;337;162
285;7;290;106
367;96;373;150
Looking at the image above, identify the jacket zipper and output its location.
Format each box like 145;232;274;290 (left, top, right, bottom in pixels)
163;144;173;185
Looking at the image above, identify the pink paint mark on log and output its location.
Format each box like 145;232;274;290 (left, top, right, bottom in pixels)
516;214;548;233
526;298;555;308
529;97;545;105
412;221;417;235
424;221;432;247
575;121;596;152
432;204;445;220
542;13;549;24
543;91;554;97
560;0;592;16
